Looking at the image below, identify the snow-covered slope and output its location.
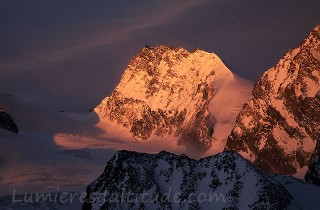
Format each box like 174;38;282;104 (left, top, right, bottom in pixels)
226;25;320;176
83;150;320;210
95;46;253;152
0;92;101;133
0;74;250;201
0;92;116;198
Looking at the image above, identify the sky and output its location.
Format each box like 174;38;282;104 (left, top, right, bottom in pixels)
0;0;319;112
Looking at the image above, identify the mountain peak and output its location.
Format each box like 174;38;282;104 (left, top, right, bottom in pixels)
142;44;184;52
226;25;320;176
95;45;252;153
309;24;320;39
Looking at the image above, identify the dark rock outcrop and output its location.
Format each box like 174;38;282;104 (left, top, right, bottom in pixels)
0;109;18;133
305;141;320;186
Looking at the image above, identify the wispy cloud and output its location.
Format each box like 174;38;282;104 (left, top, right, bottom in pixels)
0;0;208;73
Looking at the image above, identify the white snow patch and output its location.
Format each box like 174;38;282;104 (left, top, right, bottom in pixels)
290;48;300;58
293;166;309;180
272;126;297;154
303;77;320;97
312;50;320;62
242;115;253;129
302;136;316;153
271;99;299;127
205;74;253;156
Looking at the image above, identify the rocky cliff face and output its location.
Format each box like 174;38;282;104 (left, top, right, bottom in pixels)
0;109;18;133
95;46;243;152
226;25;320;175
305;141;320;185
83;150;293;210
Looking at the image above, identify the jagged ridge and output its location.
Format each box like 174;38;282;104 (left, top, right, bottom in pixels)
83;150;292;210
226;25;320;175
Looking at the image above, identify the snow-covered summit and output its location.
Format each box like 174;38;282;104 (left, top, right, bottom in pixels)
95;45;253;152
112;45;234;105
